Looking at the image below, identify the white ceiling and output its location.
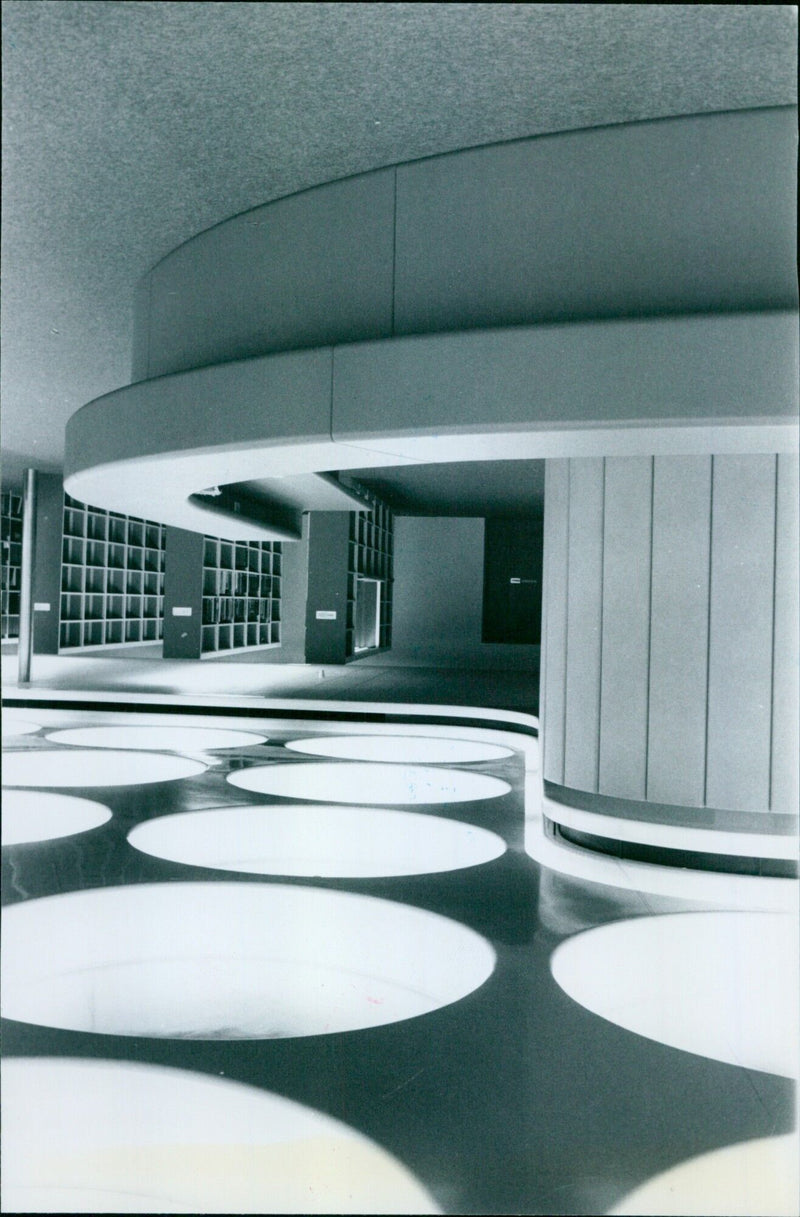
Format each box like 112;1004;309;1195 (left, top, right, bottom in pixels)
1;3;797;491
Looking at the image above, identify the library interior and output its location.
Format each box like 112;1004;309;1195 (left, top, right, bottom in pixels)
1;6;798;1215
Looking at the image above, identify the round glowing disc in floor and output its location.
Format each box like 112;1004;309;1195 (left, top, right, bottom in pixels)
227;761;511;804
1;1057;440;1214
284;734;514;764
607;1134;799;1216
127;804;506;877
2;715;41;737
550;911;799;1077
45;725;268;751
2;790;112;846
1;881;495;1038
2;749;207;788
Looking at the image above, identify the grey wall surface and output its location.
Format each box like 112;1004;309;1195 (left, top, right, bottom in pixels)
31;473;64;656
542;454;800;817
772;454;800;811
330;312;798;443
68;109;796;545
304;513;351;665
482;517;544;644
136;172;395;380
132;109;797;382
162;528;205;659
647;457;712;806
387;517;539;671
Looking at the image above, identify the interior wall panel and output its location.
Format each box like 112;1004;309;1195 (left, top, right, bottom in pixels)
770;453;800;813
482;518;543;644
31;474;65;657
598;458;652;799
143;171;396;379
542;461;569;784
392;110;797;337
162;528;205;660
539;473;550;775
329;314;798;449
563;458;604;792
705;455;776;812
124;109;796;385
542;452;797;821
304;513;351;665
646;456;712;806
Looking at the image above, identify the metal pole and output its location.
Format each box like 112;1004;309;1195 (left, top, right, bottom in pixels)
17;468;37;685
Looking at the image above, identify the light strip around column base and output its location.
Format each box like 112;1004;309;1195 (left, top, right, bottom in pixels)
525;786;799;913
548;818;797;879
543;794;798;863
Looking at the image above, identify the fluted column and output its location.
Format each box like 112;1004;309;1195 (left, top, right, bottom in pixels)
542;453;799;819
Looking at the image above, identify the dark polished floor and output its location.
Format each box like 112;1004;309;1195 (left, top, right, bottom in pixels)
0;648;541;714
2;700;794;1214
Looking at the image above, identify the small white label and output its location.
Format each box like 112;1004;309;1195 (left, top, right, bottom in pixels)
315;610;337;620
34;602;51;612
172;606;192;617
509;578;521;585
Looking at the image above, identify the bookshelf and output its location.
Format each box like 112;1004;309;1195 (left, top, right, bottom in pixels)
200;536;281;654
1;491;22;639
347;496;393;657
60;494;166;649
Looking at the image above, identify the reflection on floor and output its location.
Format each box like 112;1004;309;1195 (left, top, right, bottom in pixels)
0;650;540;713
1;702;797;1215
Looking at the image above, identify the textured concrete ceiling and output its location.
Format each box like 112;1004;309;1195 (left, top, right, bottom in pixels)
1;2;797;491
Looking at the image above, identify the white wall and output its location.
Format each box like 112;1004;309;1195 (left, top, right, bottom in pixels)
379;516;540;670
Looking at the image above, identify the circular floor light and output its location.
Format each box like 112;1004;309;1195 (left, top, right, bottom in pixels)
128;804;506;878
2;749;206;788
2;790;112;846
550;911;799;1077
45;725;268;752
2;715;41;738
284;735;514;764
1;1057;441;1214
227;762;511;805
607;1134;799;1216
1;881;496;1039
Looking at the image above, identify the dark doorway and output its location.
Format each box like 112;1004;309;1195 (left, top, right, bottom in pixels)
482;517;543;644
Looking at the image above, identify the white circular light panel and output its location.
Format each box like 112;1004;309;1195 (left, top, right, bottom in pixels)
2;790;112;846
1;1057;440;1214
284;735;514;764
128;804;506;878
45;725;268;751
2;715;41;738
227;762;511;805
550;911;799;1077
608;1134;799;1216
2;749;207;788
1;881;496;1039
